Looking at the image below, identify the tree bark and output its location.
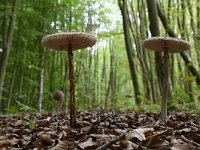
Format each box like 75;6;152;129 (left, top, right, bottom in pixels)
38;48;45;112
118;0;141;106
0;0;18;112
197;0;200;67
146;0;164;94
157;1;200;85
7;62;17;108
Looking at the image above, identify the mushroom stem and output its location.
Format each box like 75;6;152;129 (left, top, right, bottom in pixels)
160;47;169;121
68;44;76;127
57;100;61;113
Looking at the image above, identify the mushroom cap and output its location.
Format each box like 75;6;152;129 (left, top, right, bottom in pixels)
53;91;64;101
41;32;96;51
143;37;191;53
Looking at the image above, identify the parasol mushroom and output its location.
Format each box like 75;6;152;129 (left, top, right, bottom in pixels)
42;32;96;127
53;90;64;112
143;37;191;121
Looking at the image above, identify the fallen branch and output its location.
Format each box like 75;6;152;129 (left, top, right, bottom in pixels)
96;133;125;150
146;128;173;147
87;116;107;134
181;135;200;147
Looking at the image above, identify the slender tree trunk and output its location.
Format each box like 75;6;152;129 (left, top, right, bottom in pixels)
0;0;18;111
196;0;200;67
101;49;107;109
187;0;200;68
148;52;157;103
139;0;156;103
157;1;200;85
109;40;117;105
118;0;141;106
146;0;164;95
7;63;17;108
38;48;45;112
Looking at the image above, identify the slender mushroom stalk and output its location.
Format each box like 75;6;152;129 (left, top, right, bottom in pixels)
143;37;191;122
42;32;96;128
161;47;169;121
53;91;64;112
67;44;76;126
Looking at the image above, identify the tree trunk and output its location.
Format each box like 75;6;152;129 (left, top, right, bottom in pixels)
157;1;200;85
0;0;18;112
187;1;200;68
146;0;164;94
101;49;107;109
38;48;45;112
196;0;200;67
118;0;141;106
7;62;17;108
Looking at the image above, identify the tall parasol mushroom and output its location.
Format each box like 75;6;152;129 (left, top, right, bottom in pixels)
143;37;191;121
42;32;96;127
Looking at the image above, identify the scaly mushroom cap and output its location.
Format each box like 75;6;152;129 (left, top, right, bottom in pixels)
41;32;96;51
53;91;64;101
143;37;191;53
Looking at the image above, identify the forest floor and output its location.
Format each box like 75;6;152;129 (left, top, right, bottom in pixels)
0;110;200;150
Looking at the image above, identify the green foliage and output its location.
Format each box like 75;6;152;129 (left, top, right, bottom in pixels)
16;101;37;113
140;104;161;113
26;120;37;129
5;101;37;117
168;88;196;113
5;106;20;114
184;75;196;82
1;0;200;113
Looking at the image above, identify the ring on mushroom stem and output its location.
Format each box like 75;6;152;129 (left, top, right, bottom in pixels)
143;37;191;122
42;32;96;128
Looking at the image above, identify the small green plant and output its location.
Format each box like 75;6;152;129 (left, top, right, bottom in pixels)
168;88;196;113
5;106;20;114
141;104;160;112
26;120;37;129
16;101;37;113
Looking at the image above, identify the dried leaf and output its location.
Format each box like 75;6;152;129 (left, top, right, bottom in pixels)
0;139;10;147
186;133;200;143
50;140;68;150
119;140;138;150
171;144;196;150
126;128;153;141
78;138;97;149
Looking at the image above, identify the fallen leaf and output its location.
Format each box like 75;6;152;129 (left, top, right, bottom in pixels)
78;138;97;149
126;128;154;141
50;140;68;150
171;143;196;150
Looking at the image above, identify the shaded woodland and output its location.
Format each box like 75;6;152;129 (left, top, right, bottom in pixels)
0;0;200;114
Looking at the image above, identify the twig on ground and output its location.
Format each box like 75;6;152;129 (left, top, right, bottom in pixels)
146;128;173;147
96;133;126;150
181;135;200;147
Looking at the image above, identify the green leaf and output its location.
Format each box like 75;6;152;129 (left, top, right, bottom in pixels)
184;75;196;81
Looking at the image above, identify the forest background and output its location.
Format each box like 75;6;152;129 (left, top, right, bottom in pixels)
0;0;200;114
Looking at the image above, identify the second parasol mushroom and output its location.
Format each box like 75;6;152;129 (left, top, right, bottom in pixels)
42;32;96;127
143;37;191;122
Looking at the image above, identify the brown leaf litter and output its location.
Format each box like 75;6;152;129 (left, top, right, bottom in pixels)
0;110;199;149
